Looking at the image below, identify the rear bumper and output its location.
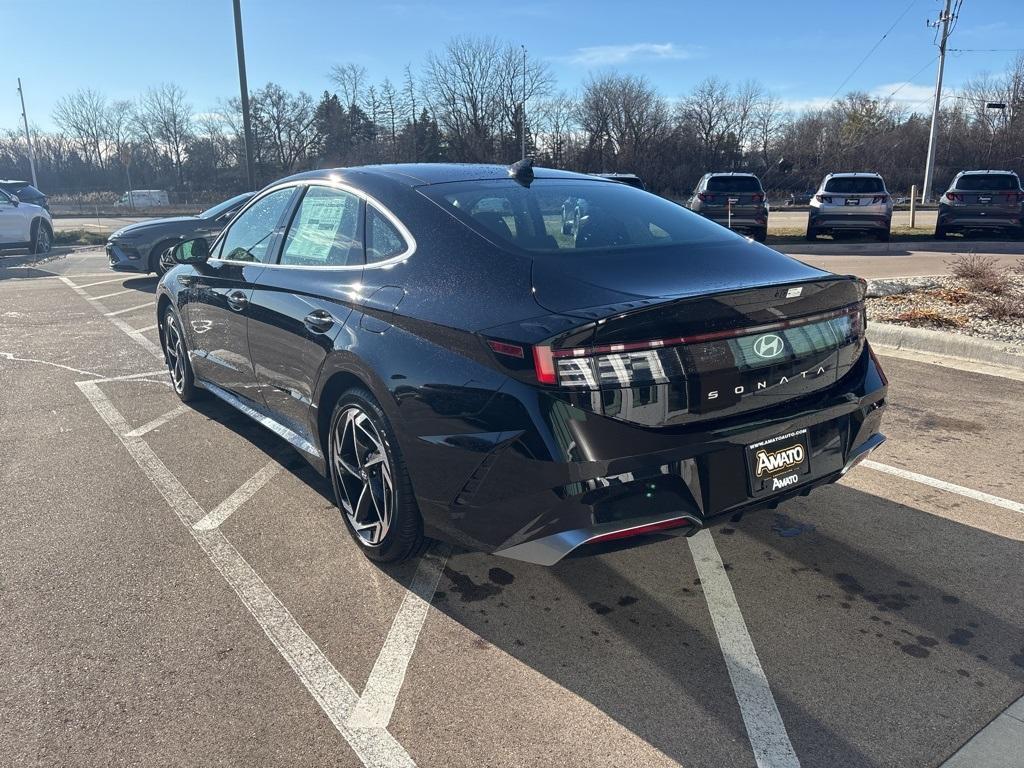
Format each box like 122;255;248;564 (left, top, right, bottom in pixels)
698;210;768;230
938;210;1024;230
412;344;888;564
809;211;890;231
106;242;147;272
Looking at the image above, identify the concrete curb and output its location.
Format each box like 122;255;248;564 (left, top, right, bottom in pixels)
868;322;1024;370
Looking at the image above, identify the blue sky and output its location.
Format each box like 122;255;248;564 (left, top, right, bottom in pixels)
3;0;1022;129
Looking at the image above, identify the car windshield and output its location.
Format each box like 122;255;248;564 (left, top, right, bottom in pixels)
955;174;1019;191
706;176;762;193
824;177;885;194
199;192;253;219
422;178;742;254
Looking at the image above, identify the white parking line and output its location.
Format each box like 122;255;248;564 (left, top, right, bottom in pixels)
104;302;152;317
124;403;192;438
77;379;416;768
60;277;163;360
93;289;133;300
0;351;102;378
688;530;801;768
862;460;1024;515
76;276;132;288
193;461;282;531
348;543;450;729
137;323;159;333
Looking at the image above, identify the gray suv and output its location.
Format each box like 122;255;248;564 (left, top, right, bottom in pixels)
106;191;254;274
807;173;892;241
688;173;768;242
936;170;1024;239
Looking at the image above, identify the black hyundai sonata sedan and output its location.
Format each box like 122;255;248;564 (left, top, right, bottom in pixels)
156;162;887;565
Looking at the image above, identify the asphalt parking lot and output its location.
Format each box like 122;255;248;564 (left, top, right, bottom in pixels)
2;249;1023;767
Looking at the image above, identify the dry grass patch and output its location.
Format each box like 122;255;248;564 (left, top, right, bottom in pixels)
891;307;966;328
982;294;1024;321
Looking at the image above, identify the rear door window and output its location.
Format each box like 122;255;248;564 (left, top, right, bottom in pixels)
824;177;885;194
366;205;409;263
706;176;763;193
279;186;364;267
955;174;1019;191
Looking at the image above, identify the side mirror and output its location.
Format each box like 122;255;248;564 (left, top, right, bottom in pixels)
171;237;210;264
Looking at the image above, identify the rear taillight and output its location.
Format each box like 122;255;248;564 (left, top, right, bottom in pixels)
751;193;764;204
532;345;557;385
946;191;960;202
697;192;709;201
815;194;832;204
1008;192;1024;203
872;195;888;204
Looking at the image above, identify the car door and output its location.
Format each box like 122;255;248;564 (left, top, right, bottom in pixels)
0;190;28;243
184;186;298;401
246;183;364;437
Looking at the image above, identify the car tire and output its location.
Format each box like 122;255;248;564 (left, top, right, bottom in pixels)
150;239;179;276
876;228;891;243
753;227;768;243
805;227;818;241
162;307;200;402
31;219;52;255
328;387;425;563
935;225;948;239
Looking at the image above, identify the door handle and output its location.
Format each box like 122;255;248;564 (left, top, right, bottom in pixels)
304;310;335;333
226;290;248;311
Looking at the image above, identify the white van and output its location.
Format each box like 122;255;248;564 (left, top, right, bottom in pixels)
117;190;170;209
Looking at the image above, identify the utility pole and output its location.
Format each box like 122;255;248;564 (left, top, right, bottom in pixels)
521;45;527;160
232;0;256;191
16;78;39;189
921;0;955;204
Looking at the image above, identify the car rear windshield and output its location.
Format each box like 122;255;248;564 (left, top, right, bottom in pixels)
706;176;762;193
421;179;743;254
823;177;885;194
954;174;1020;191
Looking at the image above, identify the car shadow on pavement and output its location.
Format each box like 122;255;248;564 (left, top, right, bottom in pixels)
426;485;1024;767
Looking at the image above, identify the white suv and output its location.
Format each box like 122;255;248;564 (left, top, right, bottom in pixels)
0;187;53;254
807;172;893;242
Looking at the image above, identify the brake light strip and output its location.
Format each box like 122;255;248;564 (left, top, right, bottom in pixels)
551;303;862;359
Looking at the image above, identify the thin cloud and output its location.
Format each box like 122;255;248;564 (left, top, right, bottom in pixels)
567;42;697;66
871;82;935;107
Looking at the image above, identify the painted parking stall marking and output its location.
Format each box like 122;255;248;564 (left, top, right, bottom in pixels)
863;460;1024;515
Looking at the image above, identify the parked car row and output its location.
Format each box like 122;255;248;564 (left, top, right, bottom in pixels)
936;170;1024;239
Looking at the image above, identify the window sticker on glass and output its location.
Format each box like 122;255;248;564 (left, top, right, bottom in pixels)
281;187;363;267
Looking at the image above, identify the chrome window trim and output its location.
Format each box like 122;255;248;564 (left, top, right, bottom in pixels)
207;178;416;272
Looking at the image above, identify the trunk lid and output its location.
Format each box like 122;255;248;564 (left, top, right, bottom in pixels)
532;246;865;426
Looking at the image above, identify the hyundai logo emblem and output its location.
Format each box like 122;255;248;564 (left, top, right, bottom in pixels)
752;334;784;359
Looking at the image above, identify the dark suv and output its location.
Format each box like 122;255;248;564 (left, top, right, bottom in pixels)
688;173;768;242
936;170;1024;239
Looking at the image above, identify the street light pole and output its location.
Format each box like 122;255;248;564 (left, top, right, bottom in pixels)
521;45;527;160
232;0;256;191
16;78;39;189
921;0;954;204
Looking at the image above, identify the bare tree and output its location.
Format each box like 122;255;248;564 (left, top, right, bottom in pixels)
250;83;320;174
753;93;787;170
52;89;110;168
329;63;368;109
138;83;194;190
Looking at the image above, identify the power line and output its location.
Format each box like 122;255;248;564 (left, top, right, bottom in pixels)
883;55;939;100
828;0;919;100
949;48;1024;53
